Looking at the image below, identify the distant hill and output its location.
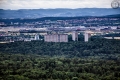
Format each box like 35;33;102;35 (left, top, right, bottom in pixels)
104;14;120;17
0;8;120;18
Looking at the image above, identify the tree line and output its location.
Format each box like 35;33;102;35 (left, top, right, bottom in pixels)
0;37;120;59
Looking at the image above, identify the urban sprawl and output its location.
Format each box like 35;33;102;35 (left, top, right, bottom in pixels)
0;17;120;43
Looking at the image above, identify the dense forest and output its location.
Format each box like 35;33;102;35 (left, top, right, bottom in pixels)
0;37;120;80
0;37;120;59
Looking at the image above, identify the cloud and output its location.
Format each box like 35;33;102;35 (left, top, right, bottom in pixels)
0;0;113;9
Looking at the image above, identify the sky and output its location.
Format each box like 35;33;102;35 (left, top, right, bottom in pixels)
0;0;114;10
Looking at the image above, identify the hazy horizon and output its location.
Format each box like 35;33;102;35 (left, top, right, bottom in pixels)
0;0;113;10
0;8;115;10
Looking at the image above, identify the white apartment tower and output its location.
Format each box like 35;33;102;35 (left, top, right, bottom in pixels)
72;31;78;41
84;33;91;42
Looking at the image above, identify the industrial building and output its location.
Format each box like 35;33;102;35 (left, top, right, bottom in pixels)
44;34;68;42
72;31;78;41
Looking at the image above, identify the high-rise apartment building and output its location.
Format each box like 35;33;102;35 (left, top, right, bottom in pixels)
72;31;78;41
84;33;91;42
44;34;68;42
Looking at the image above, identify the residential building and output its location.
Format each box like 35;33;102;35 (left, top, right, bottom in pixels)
84;33;91;42
34;34;39;40
44;34;68;42
72;31;78;41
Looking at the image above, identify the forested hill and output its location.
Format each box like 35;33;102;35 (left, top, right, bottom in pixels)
105;14;120;17
0;8;120;18
0;14;120;26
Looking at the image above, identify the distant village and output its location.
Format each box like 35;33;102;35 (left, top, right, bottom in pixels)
0;17;120;43
0;25;120;43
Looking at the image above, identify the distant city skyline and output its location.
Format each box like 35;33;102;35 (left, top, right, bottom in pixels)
0;0;113;10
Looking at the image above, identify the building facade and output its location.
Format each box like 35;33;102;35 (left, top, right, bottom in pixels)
84;33;91;42
72;31;78;41
44;34;68;42
34;34;39;40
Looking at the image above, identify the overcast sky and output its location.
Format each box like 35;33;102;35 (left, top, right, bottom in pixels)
0;0;113;10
